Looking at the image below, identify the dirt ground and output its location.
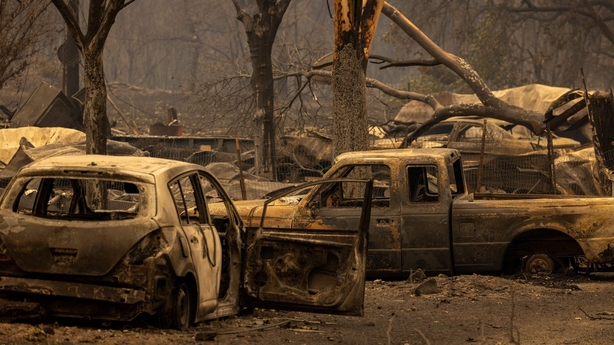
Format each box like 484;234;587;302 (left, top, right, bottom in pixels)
0;273;613;345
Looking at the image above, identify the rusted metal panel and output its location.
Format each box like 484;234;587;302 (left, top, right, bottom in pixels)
452;195;614;271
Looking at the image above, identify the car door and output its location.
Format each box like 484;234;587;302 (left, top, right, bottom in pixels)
169;173;221;316
293;164;401;276
400;162;459;275
242;178;372;316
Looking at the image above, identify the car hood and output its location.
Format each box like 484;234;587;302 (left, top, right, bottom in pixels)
0;213;159;276
209;199;298;228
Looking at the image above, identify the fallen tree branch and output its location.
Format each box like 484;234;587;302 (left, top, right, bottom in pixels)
292;68;543;147
381;2;546;142
399;102;544;147
578;306;614;320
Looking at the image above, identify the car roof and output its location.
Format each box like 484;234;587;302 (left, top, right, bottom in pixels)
16;155;202;183
335;148;460;164
439;117;512;127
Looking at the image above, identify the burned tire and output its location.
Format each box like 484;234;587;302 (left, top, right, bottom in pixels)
523;254;555;275
158;281;193;330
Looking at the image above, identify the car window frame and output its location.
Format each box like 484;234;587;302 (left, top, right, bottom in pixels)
168;172;209;226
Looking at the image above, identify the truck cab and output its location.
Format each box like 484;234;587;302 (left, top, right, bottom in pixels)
289;148;466;277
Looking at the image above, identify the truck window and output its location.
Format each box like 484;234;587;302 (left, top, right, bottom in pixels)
407;166;439;202
448;159;465;196
323;164;390;208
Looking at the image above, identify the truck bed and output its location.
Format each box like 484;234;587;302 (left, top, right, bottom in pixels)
450;195;614;274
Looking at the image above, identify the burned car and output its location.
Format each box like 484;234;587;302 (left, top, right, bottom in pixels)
0;155;371;328
410;118;579;155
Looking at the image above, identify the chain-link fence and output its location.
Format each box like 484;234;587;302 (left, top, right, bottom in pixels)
2;137;605;202
233;143;606;199
148;136;603;200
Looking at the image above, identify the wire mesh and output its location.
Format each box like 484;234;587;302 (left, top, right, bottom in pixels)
2;137;603;202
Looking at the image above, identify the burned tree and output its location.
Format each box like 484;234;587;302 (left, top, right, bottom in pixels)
51;0;134;155
332;0;383;156
232;0;291;178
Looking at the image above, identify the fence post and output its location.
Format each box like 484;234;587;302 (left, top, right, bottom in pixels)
547;124;556;193
235;137;247;200
476;119;487;192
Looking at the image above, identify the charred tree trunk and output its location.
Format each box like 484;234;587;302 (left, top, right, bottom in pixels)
246;30;276;178
83;49;108;154
52;0;133;155
333;44;368;155
233;0;290;179
332;0;383;156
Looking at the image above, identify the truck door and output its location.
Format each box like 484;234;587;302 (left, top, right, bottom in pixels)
169;174;222;317
401;164;454;275
294;164;403;276
243;179;372;316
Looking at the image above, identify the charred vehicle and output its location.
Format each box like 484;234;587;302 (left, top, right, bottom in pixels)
224;148;614;278
0;155;372;328
409;118;579;155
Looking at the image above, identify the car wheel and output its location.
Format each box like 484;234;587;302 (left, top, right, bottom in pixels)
158;281;193;330
523;254;555;275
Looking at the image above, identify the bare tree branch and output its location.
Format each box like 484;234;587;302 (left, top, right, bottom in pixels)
0;1;55;89
119;0;135;11
581;0;614;47
50;0;85;49
365;78;440;109
369;54;440;70
90;1;130;53
509;0;614;47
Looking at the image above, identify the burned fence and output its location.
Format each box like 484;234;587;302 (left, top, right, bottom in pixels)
463;147;602;196
184;138;602;199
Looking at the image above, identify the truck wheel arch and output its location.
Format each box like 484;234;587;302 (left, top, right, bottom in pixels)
501;228;584;273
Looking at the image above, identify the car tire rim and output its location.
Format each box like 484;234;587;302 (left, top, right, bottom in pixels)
524;254;555;275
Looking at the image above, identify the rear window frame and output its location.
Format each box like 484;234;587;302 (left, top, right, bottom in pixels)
6;175;154;221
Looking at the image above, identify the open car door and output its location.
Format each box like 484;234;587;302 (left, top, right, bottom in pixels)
243;179;373;316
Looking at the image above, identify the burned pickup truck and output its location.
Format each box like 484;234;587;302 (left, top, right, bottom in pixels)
0;155;372;328
226;148;614;277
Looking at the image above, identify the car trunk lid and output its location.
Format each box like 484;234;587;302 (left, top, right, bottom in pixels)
0;215;159;276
